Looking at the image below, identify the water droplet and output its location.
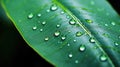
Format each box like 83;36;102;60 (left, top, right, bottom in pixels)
76;31;83;37
66;15;70;19
32;26;37;30
28;13;33;19
89;38;95;43
54;31;60;37
85;19;93;23
73;39;77;42
44;37;49;41
46;9;50;12
61;36;66;41
105;24;108;26
56;24;61;28
67;43;70;46
61;11;64;14
50;4;58;11
79;45;86;52
114;42;119;46
75;60;79;63
68;54;73;58
100;54;107;62
69;19;76;25
37;13;41;17
111;22;116;26
118;35;120;39
42;21;46;25
40;28;43;32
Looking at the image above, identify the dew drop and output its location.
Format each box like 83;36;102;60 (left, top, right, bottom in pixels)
68;54;73;58
42;21;46;25
118;35;120;39
75;60;79;63
111;22;116;26
100;54;107;62
114;42;119;46
28;13;33;19
40;28;43;32
69;19;76;25
44;37;49;41
50;4;58;11
46;9;50;12
73;39;77;42
79;45;86;52
61;11;64;14
32;26;37;30
105;24;108;26
66;15;70;19
67;43;70;46
76;31;83;37
89;38;95;43
37;13;41;17
85;19;93;23
61;36;66;41
56;24;61;28
54;31;60;37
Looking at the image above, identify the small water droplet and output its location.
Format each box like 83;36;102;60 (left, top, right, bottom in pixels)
85;19;93;23
32;26;37;30
44;37;49;41
68;54;73;58
114;42;119;46
40;28;43;32
42;21;46;25
100;54;107;62
28;13;33;19
56;24;61;28
111;22;116;26
79;45;86;52
67;43;70;46
54;31;60;37
69;19;76;25
75;60;79;63
105;24;108;26
46;9;50;12
89;38;95;43
76;31;83;37
37;13;41;17
90;1;95;5
66;15;70;19
73;39;77;42
61;11;64;14
61;36;66;41
50;4;58;11
118;35;120;39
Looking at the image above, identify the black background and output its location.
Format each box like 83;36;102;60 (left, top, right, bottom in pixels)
0;0;120;67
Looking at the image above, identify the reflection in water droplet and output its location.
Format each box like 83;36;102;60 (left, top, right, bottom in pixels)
44;37;49;41
42;21;46;25
114;42;119;46
100;54;107;62
68;54;73;58
61;36;66;41
79;45;86;52
32;26;37;30
40;28;43;32
111;22;116;26
85;19;93;23
56;24;60;28
89;38;95;43
75;60;79;63
28;13;33;19
50;4;58;11
37;13;41;17
54;31;60;37
76;31;83;37
69;19;76;25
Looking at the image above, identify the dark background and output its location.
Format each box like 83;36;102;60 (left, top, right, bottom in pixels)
0;0;119;67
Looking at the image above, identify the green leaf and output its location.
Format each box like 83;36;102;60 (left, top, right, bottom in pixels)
1;0;120;67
